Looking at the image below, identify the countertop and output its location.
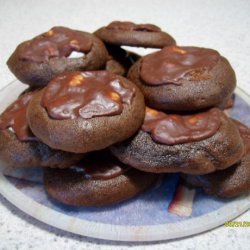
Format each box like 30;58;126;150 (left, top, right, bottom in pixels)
0;0;249;249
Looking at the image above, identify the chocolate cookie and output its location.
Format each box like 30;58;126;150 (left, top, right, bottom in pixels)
128;46;236;111
110;107;244;174
7;26;108;88
105;45;140;76
94;21;176;48
182;120;250;198
44;150;157;206
105;55;126;76
0;92;83;168
27;71;145;153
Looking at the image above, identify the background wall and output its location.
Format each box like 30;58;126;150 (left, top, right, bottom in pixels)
0;0;249;94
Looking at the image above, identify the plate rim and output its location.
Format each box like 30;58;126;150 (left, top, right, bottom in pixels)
0;80;249;242
0;173;249;242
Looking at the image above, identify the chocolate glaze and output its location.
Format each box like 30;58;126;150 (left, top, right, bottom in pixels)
71;151;130;180
41;71;135;120
20;27;93;63
0;92;37;141
142;107;221;145
182;120;250;198
106;21;161;32
140;46;220;85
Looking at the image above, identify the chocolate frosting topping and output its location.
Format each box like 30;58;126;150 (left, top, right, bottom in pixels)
142;107;221;145
71;151;130;180
106;21;161;32
140;46;220;85
0;92;37;141
41;71;135;120
20;27;93;63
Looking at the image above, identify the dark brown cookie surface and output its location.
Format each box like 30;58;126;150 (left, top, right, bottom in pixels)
128;46;236;111
44;150;157;206
0;92;83;168
27;71;145;153
110;108;244;174
104;45;141;76
182;120;250;198
94;21;176;48
7;27;108;87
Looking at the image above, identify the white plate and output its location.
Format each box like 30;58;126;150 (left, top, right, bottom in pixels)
0;80;249;242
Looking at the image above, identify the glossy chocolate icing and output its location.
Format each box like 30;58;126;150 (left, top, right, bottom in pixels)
20;27;93;63
106;21;161;32
140;46;220;85
41;71;135;120
0;92;37;141
71;151;130;180
142;107;221;145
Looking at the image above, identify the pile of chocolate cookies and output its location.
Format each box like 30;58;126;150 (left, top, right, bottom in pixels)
0;21;249;207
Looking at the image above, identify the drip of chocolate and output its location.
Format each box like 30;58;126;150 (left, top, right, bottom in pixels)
71;151;130;180
106;21;161;32
0;92;37;141
41;71;135;120
20;27;93;63
142;107;221;145
140;46;220;85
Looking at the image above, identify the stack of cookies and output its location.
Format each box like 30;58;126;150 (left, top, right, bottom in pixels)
0;22;249;207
